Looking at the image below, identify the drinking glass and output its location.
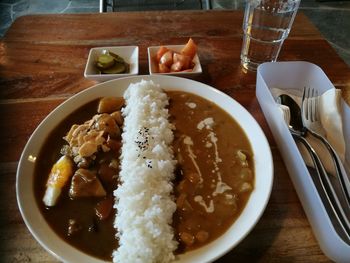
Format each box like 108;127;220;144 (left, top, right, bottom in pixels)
240;0;301;71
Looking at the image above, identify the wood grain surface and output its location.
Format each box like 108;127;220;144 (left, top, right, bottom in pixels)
1;10;349;262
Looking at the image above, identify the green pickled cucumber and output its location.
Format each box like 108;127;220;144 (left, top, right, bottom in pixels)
101;62;126;74
108;52;125;63
97;54;115;69
96;62;107;70
95;50;130;74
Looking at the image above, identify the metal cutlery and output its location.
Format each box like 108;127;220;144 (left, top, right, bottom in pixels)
302;87;350;207
278;95;350;242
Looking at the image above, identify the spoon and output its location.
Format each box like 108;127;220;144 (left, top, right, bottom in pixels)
277;94;303;132
278;94;350;241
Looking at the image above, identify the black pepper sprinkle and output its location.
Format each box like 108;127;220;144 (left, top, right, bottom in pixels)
146;160;153;169
134;127;151;153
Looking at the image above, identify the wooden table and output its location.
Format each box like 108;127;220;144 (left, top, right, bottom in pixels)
1;10;349;262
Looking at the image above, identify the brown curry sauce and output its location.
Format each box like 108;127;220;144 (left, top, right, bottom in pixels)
169;91;254;252
33;91;254;260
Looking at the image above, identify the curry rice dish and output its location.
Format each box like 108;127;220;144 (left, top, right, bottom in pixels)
34;80;255;262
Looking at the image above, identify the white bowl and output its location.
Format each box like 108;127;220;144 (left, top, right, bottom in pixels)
84;46;139;81
148;45;202;76
17;75;273;263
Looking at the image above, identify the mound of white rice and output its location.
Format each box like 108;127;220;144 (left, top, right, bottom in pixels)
113;80;178;263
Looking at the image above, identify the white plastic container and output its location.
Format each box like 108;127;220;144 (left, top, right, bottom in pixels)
256;61;350;262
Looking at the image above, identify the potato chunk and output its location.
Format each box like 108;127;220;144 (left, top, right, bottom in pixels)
97;97;124;114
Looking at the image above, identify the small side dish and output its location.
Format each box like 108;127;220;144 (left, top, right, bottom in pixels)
154;38;197;73
148;39;202;76
84;46;139;81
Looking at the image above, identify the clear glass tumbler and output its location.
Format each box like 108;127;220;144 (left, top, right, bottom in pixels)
240;0;301;71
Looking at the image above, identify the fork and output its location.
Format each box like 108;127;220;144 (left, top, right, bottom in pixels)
302;87;350;208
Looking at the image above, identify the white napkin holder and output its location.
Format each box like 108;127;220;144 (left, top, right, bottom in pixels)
256;61;350;262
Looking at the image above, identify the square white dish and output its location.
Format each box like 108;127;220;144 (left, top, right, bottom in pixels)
84;46;139;81
147;45;202;77
256;61;350;262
